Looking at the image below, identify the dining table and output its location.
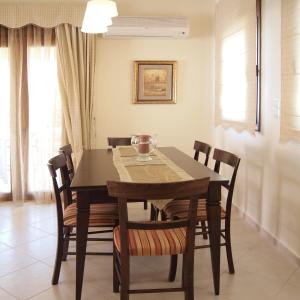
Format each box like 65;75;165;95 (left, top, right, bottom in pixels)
71;146;229;300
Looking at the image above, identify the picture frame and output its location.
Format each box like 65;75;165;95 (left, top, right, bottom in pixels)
133;60;177;104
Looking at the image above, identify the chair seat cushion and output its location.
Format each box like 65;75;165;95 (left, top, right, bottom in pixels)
64;203;118;227
114;226;186;256
163;199;226;220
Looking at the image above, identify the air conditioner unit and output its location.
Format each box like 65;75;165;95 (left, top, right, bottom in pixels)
103;16;189;39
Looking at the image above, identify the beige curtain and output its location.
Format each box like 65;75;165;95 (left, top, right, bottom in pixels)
215;0;257;132
9;27;29;205
280;0;300;141
3;25;58;204
55;24;96;164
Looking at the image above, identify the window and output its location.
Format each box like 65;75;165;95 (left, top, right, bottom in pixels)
280;0;300;141
215;0;261;132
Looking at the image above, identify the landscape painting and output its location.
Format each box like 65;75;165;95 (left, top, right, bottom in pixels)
133;61;177;104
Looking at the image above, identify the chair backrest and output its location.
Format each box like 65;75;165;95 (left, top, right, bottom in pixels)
193;140;211;166
107;178;210;256
48;154;72;227
213;148;241;220
59;144;75;180
107;137;132;148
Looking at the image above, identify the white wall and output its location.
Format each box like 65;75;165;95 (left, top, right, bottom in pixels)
93;0;214;155
214;0;300;259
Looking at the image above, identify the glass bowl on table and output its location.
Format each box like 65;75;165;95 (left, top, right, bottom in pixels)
131;134;157;161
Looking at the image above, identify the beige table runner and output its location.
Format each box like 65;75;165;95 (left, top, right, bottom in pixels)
112;146;193;209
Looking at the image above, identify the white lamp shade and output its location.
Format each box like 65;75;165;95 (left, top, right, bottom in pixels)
81;0;118;33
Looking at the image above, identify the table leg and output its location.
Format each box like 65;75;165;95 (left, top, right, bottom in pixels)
207;183;221;295
76;191;90;300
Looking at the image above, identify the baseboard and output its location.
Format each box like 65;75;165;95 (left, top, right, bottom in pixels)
233;204;300;266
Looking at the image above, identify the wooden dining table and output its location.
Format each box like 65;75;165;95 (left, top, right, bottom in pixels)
71;147;229;300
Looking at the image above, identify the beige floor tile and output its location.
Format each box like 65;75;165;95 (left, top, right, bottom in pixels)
0;262;52;300
220;268;285;300
237;241;297;283
0;202;299;300
285;267;300;288
29;282;106;300
275;283;300;300
0;249;37;277
16;235;57;260
30;217;57;235
0;227;50;247
0;288;16;300
0;242;11;254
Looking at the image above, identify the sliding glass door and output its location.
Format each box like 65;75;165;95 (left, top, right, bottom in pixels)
28;46;62;202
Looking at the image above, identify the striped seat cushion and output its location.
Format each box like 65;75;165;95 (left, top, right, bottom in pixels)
64;203;118;227
163;199;226;220
114;226;187;256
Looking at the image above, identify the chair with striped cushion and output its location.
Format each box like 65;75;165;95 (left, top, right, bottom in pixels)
48;154;119;285
163;148;241;281
107;178;209;300
151;140;212;222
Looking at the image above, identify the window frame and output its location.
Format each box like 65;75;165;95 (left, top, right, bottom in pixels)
256;0;262;131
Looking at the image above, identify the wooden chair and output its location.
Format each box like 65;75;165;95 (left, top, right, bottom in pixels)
59;144;75;180
193;140;211;238
107;136;148;211
107;178;209;300
162;148;240;281
48;154;119;285
193;140;211;166
107;137;132;148
151;140;212;221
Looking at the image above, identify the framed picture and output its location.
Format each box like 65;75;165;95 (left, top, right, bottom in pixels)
133;60;177;104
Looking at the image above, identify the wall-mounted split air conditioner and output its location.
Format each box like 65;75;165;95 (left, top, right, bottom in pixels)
103;16;189;39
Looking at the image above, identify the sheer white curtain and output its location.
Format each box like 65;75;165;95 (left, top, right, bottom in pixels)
0;46;10;199
27;45;62;203
281;0;300;141
215;0;257;132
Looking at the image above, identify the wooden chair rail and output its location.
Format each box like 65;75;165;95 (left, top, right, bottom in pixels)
127;219;189;230
107;137;132;148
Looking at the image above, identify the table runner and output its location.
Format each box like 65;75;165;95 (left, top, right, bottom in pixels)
112;146;193;209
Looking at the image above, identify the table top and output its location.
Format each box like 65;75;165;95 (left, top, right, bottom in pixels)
71;147;228;191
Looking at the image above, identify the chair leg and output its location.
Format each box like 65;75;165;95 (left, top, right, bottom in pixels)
120;255;130;300
168;255;178;282
161;210;167;221
225;223;235;274
143;200;148;210
113;244;120;293
62;227;71;261
201;221;208;240
183;253;194;300
150;204;157;221
52;229;64;284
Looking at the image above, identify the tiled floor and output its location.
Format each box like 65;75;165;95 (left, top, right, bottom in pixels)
0;201;299;300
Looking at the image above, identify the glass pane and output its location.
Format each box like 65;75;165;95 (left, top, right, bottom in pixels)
0;48;11;194
28;46;62;200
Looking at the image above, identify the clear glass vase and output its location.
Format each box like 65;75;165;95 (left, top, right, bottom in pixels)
131;134;157;161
